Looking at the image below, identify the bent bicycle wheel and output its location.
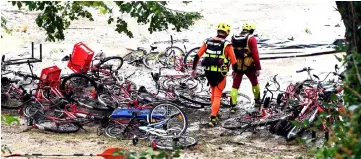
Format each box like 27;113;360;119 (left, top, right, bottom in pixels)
34;120;81;133
286;106;318;142
152;135;198;150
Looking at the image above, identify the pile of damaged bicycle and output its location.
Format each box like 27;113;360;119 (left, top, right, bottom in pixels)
1;41;345;150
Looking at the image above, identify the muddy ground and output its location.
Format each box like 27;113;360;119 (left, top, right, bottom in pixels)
1;1;345;158
1;53;344;159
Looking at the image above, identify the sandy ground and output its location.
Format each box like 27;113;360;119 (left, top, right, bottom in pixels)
1;1;346;159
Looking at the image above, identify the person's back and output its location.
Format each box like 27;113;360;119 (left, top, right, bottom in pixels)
230;22;262;113
191;22;236;127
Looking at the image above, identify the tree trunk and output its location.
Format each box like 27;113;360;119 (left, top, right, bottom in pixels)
336;1;361;53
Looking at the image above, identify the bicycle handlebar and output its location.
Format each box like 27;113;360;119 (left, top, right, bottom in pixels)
170;35;174;45
265;74;281;92
296;67;314;73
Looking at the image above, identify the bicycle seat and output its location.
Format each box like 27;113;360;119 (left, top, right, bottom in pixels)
150;46;158;50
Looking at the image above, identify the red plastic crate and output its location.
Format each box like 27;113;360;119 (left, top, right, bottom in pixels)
40;65;62;88
67;42;95;73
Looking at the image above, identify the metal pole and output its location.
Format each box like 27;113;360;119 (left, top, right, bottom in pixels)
39;43;42;62
31;42;34;58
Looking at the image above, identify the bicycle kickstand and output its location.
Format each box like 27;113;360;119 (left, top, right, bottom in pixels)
79;125;89;133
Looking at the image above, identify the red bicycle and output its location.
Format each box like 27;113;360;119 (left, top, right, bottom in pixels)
27;100;107;133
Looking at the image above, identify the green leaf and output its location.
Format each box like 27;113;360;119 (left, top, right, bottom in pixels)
6;1;202;40
2;116;20;125
17;2;22;9
173;150;180;157
99;7;108;14
290;120;300;126
157;152;167;159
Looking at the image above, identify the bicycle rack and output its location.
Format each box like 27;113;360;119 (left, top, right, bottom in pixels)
2;42;42;66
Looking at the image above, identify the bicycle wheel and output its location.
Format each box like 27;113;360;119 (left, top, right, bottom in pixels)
23;101;64;119
143;52;163;69
35;120;81;133
178;91;211;106
104;120;148;139
98;94;119;109
152;135;198;150
123;50;146;62
148;102;188;137
1;93;23;109
286;106;318;142
183;47;201;70
221;114;253;130
61;73;109;110
164;46;184;69
31;111;81;133
1;84;25;109
97;56;124;73
220;91;253;108
162;77;198;91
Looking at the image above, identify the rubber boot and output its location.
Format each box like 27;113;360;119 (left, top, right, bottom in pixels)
208;116;219;127
230;97;237;113
230;88;238;113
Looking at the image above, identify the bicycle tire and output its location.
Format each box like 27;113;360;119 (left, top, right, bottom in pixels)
286;106;318;142
143;52;162;69
123;50;146;62
152;135;198;150
178;92;211;106
164;46;185;69
183;47;201;70
104;121;148;139
98;94;119;109
97;56;124;73
1;93;23;109
148;102;188;137
35;120;81;133
221;114;253;130
60;73;108;110
220;91;253;108
31;111;81;134
162;77;199;91
1;84;27;109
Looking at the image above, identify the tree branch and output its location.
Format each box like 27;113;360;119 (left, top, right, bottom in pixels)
345;85;361;100
352;54;361;86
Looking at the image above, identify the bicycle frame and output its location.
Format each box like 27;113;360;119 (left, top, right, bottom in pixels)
138;112;181;138
3;83;24;98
